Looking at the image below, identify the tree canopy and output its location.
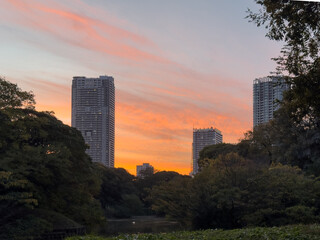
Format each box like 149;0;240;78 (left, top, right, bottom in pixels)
0;77;104;238
0;77;35;109
247;0;320;75
151;154;320;229
244;1;319;175
95;165;143;218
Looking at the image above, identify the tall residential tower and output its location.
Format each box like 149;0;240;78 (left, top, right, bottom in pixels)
192;127;222;175
253;76;289;127
72;76;115;167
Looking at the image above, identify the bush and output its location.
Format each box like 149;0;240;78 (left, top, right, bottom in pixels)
66;225;320;240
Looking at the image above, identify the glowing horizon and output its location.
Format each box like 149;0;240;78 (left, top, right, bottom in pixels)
0;0;282;175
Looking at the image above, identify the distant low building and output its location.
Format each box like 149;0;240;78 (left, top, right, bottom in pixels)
192;127;222;175
136;163;154;178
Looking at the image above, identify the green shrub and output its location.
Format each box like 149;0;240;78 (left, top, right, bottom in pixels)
67;225;320;240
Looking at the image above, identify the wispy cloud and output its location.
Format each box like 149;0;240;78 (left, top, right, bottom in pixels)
4;0;167;63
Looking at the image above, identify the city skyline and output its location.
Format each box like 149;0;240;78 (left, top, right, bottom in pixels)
0;0;283;175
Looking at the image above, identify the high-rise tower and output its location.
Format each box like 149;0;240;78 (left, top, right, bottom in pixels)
192;127;222;175
72;76;115;167
253;76;289;127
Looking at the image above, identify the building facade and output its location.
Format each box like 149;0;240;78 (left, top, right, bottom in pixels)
136;163;154;178
72;76;115;167
192;127;222;174
253;76;289;127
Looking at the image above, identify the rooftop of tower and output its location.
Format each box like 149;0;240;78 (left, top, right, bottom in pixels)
193;127;221;134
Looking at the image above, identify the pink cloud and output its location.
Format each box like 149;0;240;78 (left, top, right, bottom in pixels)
5;0;168;64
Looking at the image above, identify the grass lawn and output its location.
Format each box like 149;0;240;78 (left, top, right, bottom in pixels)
67;224;320;240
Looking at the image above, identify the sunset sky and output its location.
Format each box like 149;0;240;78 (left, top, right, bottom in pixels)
0;0;283;175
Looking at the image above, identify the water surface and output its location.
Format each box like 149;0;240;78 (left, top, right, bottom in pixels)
101;216;185;236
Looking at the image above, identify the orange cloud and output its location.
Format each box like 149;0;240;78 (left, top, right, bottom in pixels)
113;89;250;175
116;91;248;142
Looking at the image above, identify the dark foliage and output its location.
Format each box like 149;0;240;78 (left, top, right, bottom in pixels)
247;0;320;76
135;171;184;213
95;165;143;218
0;77;104;239
151;154;320;229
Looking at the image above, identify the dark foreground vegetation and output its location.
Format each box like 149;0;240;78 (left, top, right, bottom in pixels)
67;225;320;240
0;78;185;239
1;0;320;239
